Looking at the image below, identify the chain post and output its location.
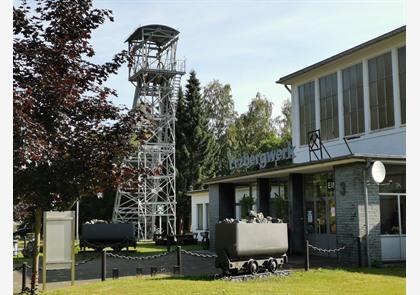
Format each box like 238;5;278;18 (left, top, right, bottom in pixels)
305;240;310;271
358;237;362;267
167;235;171;252
176;246;182;274
21;262;27;292
112;268;119;279
101;249;106;281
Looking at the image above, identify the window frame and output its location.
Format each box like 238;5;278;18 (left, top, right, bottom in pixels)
319;72;339;140
342;62;365;136
368;51;395;130
196;203;203;230
398;46;406;125
298;80;316;145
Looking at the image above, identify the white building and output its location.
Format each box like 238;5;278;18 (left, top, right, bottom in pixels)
187;190;209;241
190;26;406;264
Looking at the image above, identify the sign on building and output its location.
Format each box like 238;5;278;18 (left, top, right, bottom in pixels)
228;142;295;171
42;211;75;290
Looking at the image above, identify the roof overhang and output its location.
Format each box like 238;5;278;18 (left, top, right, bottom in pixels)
125;24;179;44
205;154;405;185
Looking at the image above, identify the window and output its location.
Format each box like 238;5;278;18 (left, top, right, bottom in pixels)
342;63;365;135
304;172;335;235
205;203;209;230
380;196;400;234
400;195;406;234
197;204;203;230
319;73;338;140
398;46;406;124
380;165;406;194
270;183;288;222
298;81;316;145
368;52;394;130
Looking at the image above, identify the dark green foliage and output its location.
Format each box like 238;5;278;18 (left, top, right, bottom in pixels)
175;72;217;232
239;194;255;218
226;94;292;172
272;192;288;222
176;71;216;191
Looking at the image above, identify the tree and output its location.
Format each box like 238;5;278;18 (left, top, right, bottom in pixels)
230;93;282;156
276;98;292;144
175;87;191;233
13;1;150;291
179;71;216;189
175;72;216;232
203;80;237;176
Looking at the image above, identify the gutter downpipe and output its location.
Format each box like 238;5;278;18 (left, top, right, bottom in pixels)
284;84;291;94
363;164;371;268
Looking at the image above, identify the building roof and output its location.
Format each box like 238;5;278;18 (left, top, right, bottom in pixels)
186;189;209;196
125;24;179;44
205;154;405;185
276;26;406;85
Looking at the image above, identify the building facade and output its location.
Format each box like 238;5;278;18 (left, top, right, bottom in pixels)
190;26;406;265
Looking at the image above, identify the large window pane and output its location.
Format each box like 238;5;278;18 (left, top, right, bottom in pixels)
368;52;394;130
398;46;406;124
380;165;406;193
298;81;315;145
400;195;406;234
205;203;209;230
342;63;365;135
197;204;203;230
319;73;338;140
380;196;399;234
316;199;327;234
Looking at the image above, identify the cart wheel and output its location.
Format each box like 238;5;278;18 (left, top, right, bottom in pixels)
247;260;258;275
267;259;277;273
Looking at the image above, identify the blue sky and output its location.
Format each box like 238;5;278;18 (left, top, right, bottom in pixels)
89;0;405;117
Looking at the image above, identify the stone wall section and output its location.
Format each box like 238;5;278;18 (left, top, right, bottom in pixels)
335;162;381;266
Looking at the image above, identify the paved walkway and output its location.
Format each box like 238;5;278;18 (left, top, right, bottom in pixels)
13;250;220;293
13;252;339;293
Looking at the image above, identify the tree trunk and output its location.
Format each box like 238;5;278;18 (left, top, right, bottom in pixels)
31;208;42;293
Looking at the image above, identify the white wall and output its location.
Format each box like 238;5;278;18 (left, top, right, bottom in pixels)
190;191;209;241
289;34;406;163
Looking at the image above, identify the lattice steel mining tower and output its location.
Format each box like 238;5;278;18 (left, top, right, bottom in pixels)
113;25;185;240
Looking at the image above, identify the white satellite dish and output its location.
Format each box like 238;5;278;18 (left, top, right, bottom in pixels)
371;161;386;183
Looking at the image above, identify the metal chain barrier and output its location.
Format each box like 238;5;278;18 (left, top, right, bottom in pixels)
75;253;101;266
180;249;217;258
308;243;346;253
106;249;175;261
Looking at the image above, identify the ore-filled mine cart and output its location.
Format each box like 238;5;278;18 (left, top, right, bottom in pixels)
215;223;288;275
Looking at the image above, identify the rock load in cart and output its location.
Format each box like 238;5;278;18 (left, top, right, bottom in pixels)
215;211;288;275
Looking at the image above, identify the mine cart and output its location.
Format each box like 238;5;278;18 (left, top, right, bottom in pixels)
215;223;288;274
80;223;137;251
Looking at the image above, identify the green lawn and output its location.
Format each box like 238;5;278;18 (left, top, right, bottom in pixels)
43;267;405;295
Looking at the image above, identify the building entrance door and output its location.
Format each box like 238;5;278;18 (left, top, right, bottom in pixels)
304;172;337;257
